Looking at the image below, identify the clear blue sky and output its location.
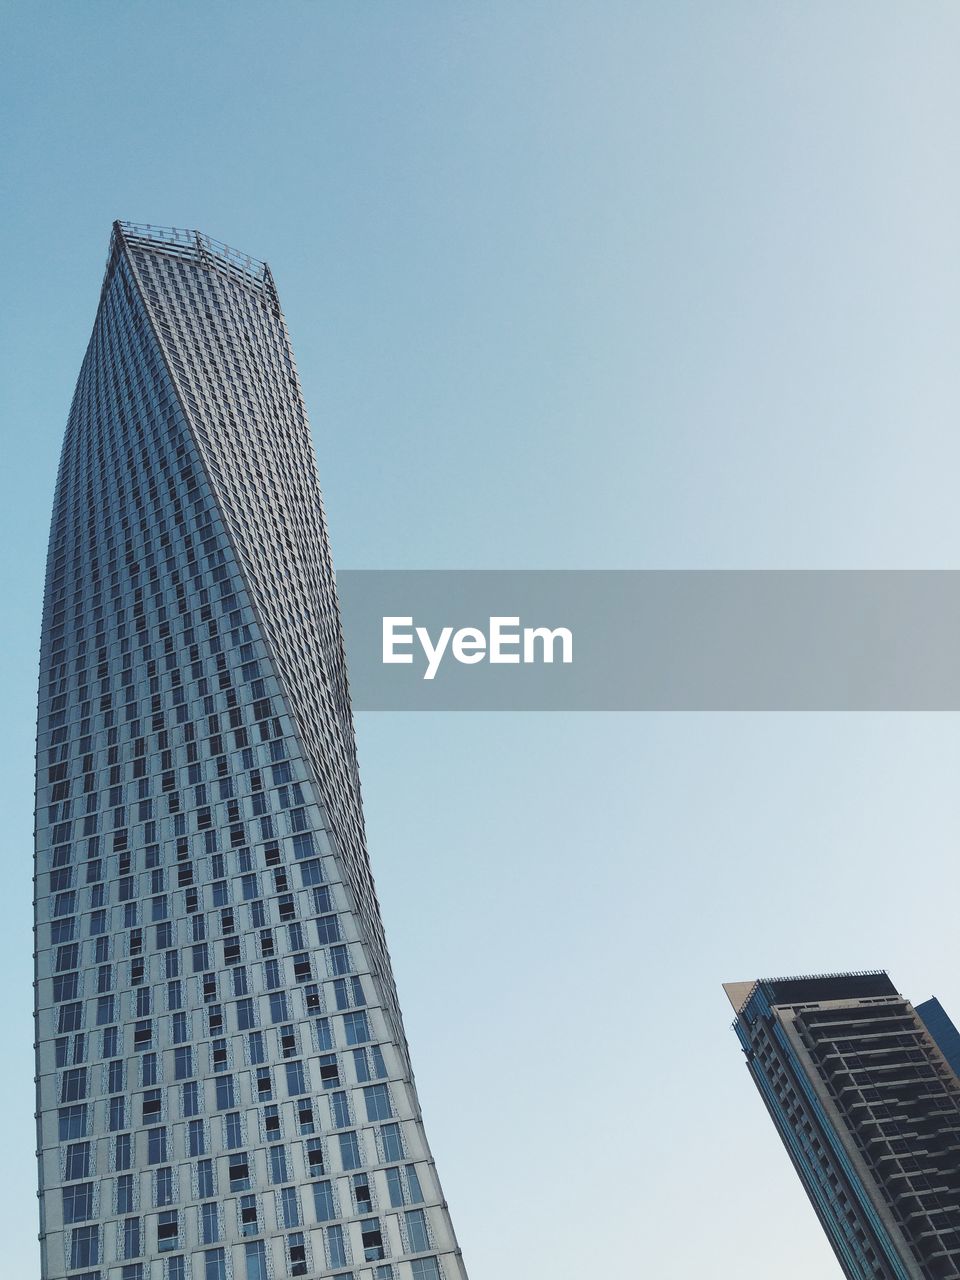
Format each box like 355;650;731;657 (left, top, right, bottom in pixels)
4;4;960;1277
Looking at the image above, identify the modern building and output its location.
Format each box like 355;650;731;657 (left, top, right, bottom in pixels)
725;972;960;1280
35;222;467;1280
916;999;960;1083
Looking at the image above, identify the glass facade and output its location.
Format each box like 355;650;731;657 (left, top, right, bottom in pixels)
35;222;467;1280
916;998;960;1083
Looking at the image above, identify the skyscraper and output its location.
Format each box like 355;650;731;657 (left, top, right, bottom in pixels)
725;972;960;1280
35;222;466;1280
916;998;960;1083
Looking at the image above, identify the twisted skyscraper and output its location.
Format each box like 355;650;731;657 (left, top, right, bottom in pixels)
35;223;466;1280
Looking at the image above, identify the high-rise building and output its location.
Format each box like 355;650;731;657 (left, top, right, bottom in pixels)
35;222;467;1280
916;998;960;1083
724;972;960;1280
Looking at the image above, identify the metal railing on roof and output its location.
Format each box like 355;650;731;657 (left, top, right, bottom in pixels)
116;221;270;288
763;969;890;985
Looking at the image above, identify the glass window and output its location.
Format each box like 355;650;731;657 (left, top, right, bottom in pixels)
386;1166;405;1208
326;1224;347;1268
305;1136;325;1177
291;831;314;858
248;1030;265;1064
245;1240;268;1280
299;858;323;886
227;1153;249;1192
318;1054;339;1090
109;1095;126;1131
405;1163;424;1203
53;972;79;1003
147;1126;167;1163
65;1142;90;1181
280;1185;300;1228
363;1084;392;1122
239;1192;258;1236
188;1119;206;1156
338;1130;361;1171
155;1166;175;1207
315;914;340;945
61;1067;87;1102
343;1011;369;1045
157;1209;178;1252
70;1224;100;1268
197;1159;215;1198
331;1091;350;1128
59;1105;87;1141
312;1179;335;1221
200;1201;220;1244
62;1182;94;1223
269;1144;287;1184
263;1103;280;1138
59;1001;83;1032
361;1217;385;1262
352;1049;370;1083
288;1230;308;1276
405;1209;430;1253
122;1216;141;1259
297;1099;315;1136
353;1173;372;1213
225;1111;243;1148
380;1122;404;1161
285;1060;306;1096
204;1248;226;1280
116;1173;135;1213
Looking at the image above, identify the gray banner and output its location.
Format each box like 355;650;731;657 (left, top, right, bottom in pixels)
335;570;960;710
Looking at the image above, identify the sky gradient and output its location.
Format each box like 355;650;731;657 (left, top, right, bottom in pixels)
3;5;960;1277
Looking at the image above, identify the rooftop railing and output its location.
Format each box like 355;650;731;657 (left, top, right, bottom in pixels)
116;221;271;288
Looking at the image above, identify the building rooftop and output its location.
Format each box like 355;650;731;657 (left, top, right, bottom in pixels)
724;970;897;1014
100;220;276;306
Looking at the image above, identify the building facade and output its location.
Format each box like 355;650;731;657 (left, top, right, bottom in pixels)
35;222;467;1280
725;972;960;1280
916;999;960;1083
